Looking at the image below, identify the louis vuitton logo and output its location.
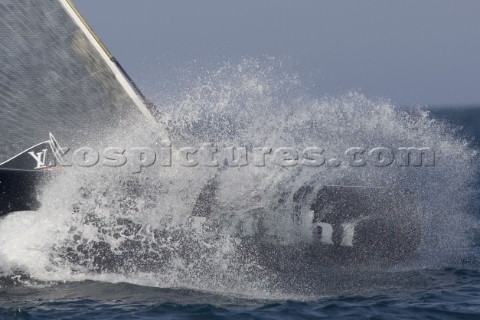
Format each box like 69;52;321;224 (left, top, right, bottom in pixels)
28;149;48;169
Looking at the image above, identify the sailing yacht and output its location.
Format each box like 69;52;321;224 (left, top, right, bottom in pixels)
0;0;421;269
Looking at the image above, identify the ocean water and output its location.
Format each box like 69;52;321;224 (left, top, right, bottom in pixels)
1;61;480;319
1;268;480;319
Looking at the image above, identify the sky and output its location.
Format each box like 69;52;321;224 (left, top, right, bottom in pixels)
74;0;480;107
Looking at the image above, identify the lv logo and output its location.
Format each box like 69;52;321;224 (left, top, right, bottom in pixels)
28;149;48;169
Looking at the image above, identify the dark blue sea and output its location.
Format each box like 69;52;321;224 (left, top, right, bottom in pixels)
2;267;480;319
1;106;480;319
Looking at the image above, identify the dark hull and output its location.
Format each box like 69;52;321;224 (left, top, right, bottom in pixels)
0;168;421;271
0;169;50;216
